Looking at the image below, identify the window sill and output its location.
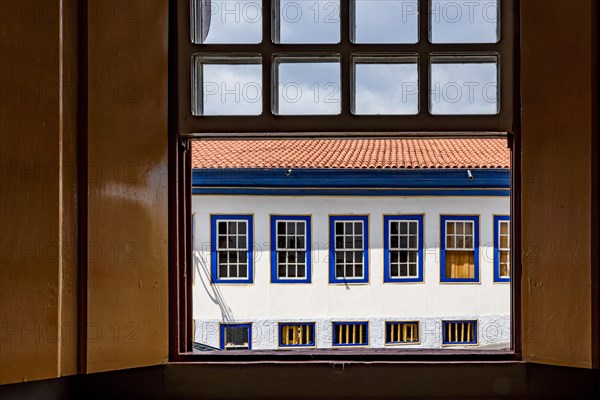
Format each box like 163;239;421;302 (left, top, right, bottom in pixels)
170;349;519;363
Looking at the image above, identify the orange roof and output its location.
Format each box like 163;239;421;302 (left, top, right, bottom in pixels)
191;138;510;169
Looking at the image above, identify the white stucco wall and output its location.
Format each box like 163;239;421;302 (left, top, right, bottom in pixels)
192;194;511;349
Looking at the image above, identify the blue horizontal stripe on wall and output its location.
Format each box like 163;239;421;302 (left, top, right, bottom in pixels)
192;168;510;196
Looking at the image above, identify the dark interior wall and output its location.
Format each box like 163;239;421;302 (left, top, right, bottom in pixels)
0;363;599;400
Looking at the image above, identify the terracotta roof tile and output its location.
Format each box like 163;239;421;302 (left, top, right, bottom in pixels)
191;138;510;169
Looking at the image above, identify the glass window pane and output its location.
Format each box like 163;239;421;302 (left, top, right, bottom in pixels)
277;0;340;44
192;0;262;44
465;222;473;234
276;60;341;115
194;61;262;116
430;58;498;115
353;61;419;115
430;0;499;43
353;0;418;43
409;222;416;234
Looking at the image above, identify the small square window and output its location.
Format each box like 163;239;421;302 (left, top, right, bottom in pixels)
332;322;368;347
352;56;419;115
279;323;316;347
442;320;477;345
430;56;499;115
192;56;262;116
274;0;340;44
274;56;341;115
220;323;252;350
191;0;262;44
352;0;418;44
385;321;420;344
430;0;499;44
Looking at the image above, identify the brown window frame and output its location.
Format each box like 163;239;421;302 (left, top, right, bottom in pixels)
169;0;521;362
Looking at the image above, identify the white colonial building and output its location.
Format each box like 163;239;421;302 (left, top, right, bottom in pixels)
191;138;511;351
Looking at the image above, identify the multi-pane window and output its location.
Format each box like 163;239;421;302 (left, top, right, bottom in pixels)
441;216;479;283
442;320;478;345
220;324;252;350
211;215;253;284
330;216;369;284
494;215;511;282
384;215;424;282
271;216;311;283
385;322;420;344
180;0;514;133
332;322;369;347
279;323;315;347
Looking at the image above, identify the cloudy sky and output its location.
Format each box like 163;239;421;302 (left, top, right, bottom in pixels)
196;0;498;116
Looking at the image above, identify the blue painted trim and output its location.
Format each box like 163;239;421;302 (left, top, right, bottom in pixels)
192;168;510;197
385;321;420;344
440;215;480;283
331;322;369;347
329;215;369;284
210;215;253;284
270;215;312;284
192;187;510;197
278;322;316;347
493;215;511;283
441;320;478;345
219;323;252;350
383;215;424;283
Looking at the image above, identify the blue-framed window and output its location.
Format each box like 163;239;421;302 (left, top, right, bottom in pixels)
332;322;369;347
442;320;478;345
278;323;315;347
329;215;369;284
493;215;511;282
220;323;252;350
271;216;311;283
385;321;420;344
383;215;424;283
211;215;253;284
440;215;479;283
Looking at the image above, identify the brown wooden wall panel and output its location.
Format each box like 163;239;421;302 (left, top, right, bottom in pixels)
86;0;169;373
0;0;78;384
521;0;596;368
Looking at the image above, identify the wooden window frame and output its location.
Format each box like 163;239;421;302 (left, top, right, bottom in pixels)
385;321;421;345
169;0;522;362
440;215;480;283
175;0;515;136
220;323;253;350
332;321;369;347
278;323;316;348
210;215;254;284
493;215;511;283
329;215;369;284
442;320;478;346
383;215;424;283
271;215;312;284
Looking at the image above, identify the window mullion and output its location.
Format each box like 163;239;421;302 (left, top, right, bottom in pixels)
418;0;429;116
